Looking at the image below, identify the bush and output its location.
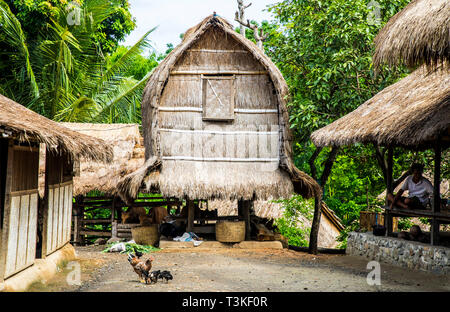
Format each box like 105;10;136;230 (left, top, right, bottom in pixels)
273;196;314;247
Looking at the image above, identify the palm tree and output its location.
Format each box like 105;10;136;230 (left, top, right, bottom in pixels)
0;0;155;123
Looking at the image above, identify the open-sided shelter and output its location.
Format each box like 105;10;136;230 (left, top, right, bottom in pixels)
118;14;320;234
0;94;112;282
311;65;449;245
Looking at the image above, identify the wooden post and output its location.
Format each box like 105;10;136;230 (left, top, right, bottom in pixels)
79;196;85;245
110;196;116;223
72;196;83;246
385;146;394;236
0;139;13;282
187;199;195;232
431;139;441;246
242;200;251;240
41;148;50;257
111;221;118;238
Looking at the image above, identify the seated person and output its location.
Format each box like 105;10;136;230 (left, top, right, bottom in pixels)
387;163;433;210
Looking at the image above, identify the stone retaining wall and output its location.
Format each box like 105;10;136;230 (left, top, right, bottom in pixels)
346;232;450;274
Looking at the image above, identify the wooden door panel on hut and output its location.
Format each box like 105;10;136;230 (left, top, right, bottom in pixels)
202;75;235;121
0;143;39;279
43;152;74;256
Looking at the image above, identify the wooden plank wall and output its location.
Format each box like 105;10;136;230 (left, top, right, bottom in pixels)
46;182;73;255
4;191;38;278
44;152;74;256
1;144;39;280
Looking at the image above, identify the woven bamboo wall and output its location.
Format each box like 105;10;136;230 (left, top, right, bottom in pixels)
158;27;280;165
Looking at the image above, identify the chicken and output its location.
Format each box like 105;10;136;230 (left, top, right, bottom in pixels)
133;247;143;259
159;270;173;283
148;270;173;284
149;270;160;284
127;253;154;284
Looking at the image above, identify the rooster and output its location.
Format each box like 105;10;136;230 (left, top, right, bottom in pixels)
127;253;154;284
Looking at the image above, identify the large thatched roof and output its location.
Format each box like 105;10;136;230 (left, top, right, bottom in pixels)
0;94;113;162
120;15;320;202
310;66;450;149
373;0;450;70
59;123;144;197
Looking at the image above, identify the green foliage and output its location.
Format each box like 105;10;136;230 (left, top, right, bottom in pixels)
273;196;314;247
108;47;161;80
266;0;410;143
0;0;155;123
397;218;414;231
3;0;135;54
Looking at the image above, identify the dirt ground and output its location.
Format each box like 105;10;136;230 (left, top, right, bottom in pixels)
26;245;450;292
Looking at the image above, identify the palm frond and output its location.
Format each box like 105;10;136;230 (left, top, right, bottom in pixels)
92;27;157;96
0;0;39;97
92;70;153;123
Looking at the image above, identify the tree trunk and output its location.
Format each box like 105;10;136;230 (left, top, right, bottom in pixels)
308;146;339;254
309;195;322;254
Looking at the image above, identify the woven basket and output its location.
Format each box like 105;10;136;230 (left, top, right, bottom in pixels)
215;220;245;243
131;225;159;246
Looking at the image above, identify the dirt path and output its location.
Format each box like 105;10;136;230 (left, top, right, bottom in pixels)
26;245;450;292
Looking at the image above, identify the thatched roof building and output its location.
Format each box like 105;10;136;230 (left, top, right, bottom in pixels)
0;94;112;284
373;0;449;70
119;15;320;202
310;66;450;150
58;123;144;197
0;94;113;162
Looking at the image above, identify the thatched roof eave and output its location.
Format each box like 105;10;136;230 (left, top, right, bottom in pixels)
0;95;113;163
373;0;450;71
310;66;450;150
59;123;145;197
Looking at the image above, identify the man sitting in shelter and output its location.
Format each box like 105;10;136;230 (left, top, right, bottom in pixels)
387;163;434;210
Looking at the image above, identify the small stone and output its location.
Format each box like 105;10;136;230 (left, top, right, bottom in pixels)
106;237;121;244
94;238;107;245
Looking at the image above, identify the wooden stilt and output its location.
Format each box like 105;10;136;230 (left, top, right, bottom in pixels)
187;199;195;232
431;139;441;246
242;200;251;240
385;146;394;236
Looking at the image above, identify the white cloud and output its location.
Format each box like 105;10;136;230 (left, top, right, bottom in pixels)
124;0;278;53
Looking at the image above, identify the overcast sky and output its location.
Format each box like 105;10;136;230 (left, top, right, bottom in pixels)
123;0;278;53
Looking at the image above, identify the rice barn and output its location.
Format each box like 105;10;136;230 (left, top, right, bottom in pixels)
118;15;321;239
0;94;112;291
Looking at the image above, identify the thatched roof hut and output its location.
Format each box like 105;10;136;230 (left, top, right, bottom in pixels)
0;94;113;162
58;123;144;197
373;0;449;70
119;15;320;202
310;66;450;150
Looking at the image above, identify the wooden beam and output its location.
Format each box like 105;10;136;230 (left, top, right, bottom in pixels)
431;139;441;246
242;200;251;240
171;70;268;75
79;230;111;237
187;200;195;233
